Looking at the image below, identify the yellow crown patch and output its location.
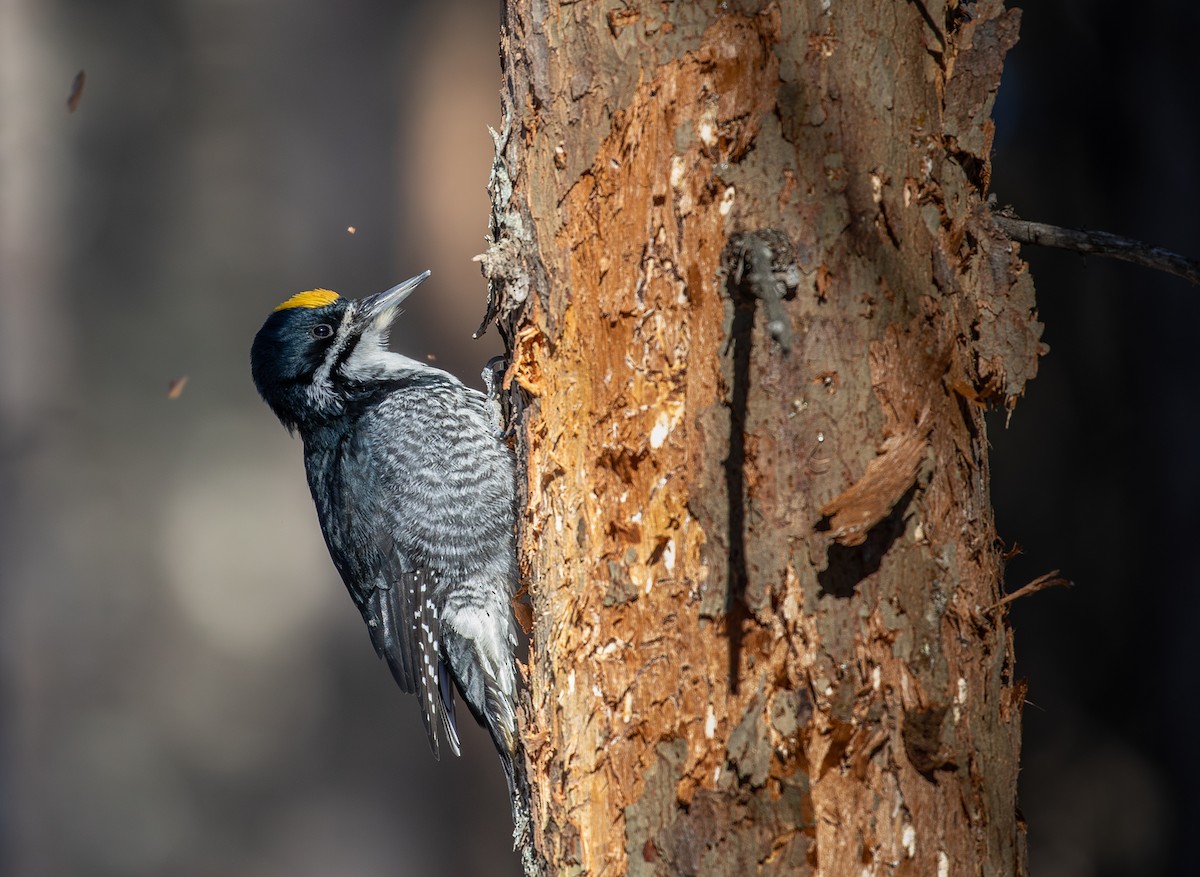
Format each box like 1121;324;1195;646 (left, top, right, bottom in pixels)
274;289;340;312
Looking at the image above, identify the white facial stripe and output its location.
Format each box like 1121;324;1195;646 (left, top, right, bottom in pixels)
305;307;355;412
303;303;445;413
338;311;439;383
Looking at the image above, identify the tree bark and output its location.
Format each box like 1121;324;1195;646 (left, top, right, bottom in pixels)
483;2;1041;875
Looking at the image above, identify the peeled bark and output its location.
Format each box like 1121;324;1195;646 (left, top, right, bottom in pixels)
483;2;1041;874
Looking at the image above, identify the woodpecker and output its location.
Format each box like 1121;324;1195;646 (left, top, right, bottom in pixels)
250;271;528;843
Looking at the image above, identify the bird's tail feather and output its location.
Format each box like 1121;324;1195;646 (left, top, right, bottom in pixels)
487;719;538;876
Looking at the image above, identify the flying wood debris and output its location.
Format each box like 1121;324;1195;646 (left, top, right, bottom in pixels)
66;70;85;112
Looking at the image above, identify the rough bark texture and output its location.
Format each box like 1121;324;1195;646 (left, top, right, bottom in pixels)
483;2;1041;875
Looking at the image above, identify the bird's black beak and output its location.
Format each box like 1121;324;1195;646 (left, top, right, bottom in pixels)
357;270;431;331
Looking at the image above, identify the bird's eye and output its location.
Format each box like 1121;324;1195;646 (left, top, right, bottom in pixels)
311;324;333;339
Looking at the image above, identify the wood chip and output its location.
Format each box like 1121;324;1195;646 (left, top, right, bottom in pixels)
67;70;85;112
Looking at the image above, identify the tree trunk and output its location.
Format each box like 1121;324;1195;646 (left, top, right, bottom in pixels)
483;2;1041;874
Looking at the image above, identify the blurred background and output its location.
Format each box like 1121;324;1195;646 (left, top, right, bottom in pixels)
990;3;1200;876
0;1;1194;875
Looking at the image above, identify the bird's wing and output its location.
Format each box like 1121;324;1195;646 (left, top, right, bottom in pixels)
330;421;461;759
366;569;461;759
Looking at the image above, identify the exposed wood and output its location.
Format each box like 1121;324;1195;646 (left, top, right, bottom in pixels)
484;2;1040;874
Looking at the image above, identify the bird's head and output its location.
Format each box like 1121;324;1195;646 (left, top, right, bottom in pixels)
250;271;431;432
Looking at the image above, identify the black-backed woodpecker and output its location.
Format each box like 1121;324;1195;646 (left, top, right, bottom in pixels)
250;272;529;845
